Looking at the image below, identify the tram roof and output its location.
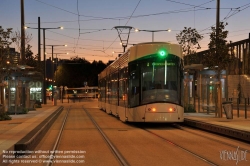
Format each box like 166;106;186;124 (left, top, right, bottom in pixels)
99;42;182;79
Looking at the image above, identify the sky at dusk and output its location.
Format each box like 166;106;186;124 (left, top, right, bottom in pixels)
1;0;250;63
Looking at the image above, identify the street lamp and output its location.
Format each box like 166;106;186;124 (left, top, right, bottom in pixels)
113;26;134;52
135;28;171;42
25;25;63;104
46;44;67;101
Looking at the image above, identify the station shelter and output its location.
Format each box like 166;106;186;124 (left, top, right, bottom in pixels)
0;65;43;114
183;35;250;114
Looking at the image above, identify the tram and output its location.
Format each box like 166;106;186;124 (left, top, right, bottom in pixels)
98;42;184;122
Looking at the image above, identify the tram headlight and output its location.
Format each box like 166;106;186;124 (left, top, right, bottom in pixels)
148;107;156;112
168;107;176;112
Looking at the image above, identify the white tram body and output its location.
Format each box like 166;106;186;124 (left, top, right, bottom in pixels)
98;42;184;122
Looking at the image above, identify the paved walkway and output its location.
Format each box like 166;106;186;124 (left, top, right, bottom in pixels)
0;99;249;164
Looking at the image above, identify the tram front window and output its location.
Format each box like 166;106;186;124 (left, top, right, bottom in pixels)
141;58;181;105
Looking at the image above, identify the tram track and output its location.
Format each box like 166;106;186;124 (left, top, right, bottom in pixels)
9;102;248;166
79;105;217;165
82;106;129;166
42;104;129;166
45;107;71;166
142;127;218;166
138;123;249;166
172;123;250;152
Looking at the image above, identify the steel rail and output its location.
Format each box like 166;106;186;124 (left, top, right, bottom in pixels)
143;128;218;166
82;106;129;166
46;106;71;166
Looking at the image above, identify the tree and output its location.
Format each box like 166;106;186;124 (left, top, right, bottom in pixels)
0;26;15;118
176;27;203;110
176;27;203;65
12;30;36;68
25;44;39;69
202;22;235;117
0;26;16;79
54;57;107;87
12;30;32;54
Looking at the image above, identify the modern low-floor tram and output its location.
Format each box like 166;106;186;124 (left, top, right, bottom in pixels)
98;42;184;122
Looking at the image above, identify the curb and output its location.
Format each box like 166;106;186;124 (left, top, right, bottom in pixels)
14;106;64;156
183;118;250;143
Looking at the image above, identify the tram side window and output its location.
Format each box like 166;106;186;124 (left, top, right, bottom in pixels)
107;77;111;104
119;67;128;107
110;72;118;105
129;64;140;107
99;79;106;102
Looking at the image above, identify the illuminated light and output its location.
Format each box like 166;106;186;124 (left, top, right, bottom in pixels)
159;51;166;56
152;108;156;112
168;107;175;112
10;87;16;91
158;49;168;57
30;88;42;92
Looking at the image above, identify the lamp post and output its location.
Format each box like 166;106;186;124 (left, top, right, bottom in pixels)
46;45;67;101
135;29;171;42
24;26;63;104
113;26;133;52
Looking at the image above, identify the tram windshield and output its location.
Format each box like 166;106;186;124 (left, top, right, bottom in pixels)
129;54;183;107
